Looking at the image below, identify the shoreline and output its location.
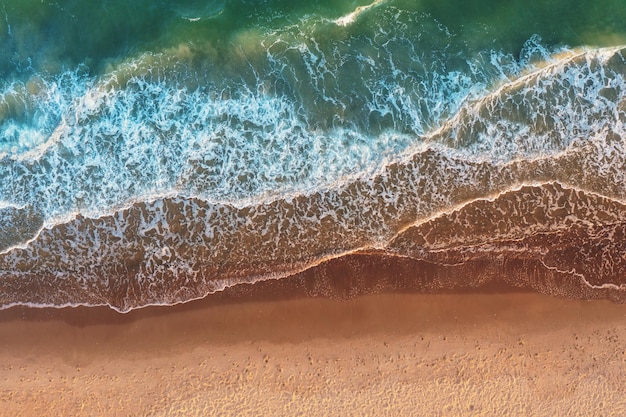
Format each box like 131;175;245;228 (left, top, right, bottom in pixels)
2;288;626;415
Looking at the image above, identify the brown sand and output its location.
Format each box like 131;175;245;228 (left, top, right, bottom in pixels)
1;290;626;416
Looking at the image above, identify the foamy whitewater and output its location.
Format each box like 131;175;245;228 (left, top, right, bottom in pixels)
2;0;626;311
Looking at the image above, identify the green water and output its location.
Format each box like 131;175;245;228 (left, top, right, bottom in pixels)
2;0;626;79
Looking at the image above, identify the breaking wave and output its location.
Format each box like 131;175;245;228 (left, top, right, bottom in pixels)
2;40;626;311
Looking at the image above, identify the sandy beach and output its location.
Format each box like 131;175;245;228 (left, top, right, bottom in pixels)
3;1;626;416
1;287;626;416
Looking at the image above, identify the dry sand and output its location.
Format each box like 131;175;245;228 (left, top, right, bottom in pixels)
1;290;626;416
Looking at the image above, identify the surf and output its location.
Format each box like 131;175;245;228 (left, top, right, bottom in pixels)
1;45;626;311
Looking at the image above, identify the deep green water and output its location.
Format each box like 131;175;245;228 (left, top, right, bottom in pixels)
3;0;626;78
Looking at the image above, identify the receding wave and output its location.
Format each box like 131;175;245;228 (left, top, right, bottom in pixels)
1;46;626;311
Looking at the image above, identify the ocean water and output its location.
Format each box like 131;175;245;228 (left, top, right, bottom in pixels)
1;0;626;311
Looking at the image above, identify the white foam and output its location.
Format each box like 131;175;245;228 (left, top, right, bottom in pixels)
334;0;386;27
3;7;626;310
0;23;599;249
427;46;626;165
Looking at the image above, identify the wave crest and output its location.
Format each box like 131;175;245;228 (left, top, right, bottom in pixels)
2;42;626;311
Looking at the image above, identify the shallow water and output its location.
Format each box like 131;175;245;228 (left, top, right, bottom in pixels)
2;0;626;311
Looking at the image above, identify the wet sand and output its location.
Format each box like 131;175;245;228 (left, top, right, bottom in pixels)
1;286;626;416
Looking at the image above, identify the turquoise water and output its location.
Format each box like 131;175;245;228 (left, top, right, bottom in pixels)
2;0;626;310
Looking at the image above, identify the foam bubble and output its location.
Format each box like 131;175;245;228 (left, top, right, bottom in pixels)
429;46;626;164
0;72;89;156
0;10;586;263
0;23;559;231
334;0;386;27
